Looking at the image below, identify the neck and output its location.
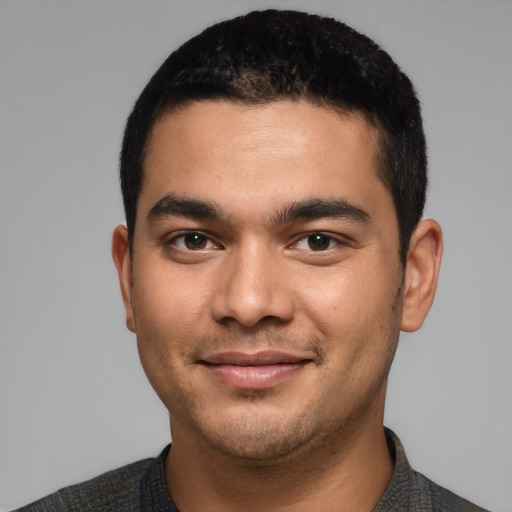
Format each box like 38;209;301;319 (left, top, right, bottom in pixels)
165;407;394;512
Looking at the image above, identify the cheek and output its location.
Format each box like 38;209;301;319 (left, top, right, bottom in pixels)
296;261;402;363
130;267;205;404
297;266;385;328
132;260;211;338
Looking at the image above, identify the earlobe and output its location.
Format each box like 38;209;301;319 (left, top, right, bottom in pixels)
111;225;136;333
400;219;443;332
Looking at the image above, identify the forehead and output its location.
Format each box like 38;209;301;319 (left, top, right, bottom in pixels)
147;100;379;156
140;100;391;222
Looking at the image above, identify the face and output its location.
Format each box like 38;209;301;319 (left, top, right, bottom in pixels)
115;100;407;462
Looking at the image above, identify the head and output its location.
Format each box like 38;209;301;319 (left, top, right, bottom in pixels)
120;9;427;264
112;10;442;465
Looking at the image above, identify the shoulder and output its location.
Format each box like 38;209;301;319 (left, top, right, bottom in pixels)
375;429;491;512
410;468;492;512
11;446;172;512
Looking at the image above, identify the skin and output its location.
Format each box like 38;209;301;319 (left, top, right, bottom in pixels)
112;100;442;511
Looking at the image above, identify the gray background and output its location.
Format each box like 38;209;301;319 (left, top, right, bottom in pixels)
1;0;511;510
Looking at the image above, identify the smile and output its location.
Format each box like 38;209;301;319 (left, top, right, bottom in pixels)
200;351;312;389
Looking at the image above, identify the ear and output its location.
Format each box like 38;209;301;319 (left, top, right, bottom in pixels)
401;219;443;332
112;225;136;333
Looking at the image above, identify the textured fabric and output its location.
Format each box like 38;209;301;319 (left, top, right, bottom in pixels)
13;429;490;511
13;446;177;512
373;430;491;511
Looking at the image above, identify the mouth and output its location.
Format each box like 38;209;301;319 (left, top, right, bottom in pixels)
199;351;312;390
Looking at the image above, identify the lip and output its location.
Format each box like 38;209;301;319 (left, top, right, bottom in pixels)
200;351;312;389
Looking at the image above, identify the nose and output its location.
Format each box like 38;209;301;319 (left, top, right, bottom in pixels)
210;244;294;328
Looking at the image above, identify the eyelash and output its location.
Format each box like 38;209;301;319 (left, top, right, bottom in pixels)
167;231;221;251
291;232;344;252
166;230;346;253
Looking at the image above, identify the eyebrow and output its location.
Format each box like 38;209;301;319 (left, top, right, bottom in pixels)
147;194;370;227
271;198;370;226
147;194;221;223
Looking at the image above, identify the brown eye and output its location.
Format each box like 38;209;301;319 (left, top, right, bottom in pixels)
307;232;332;251
170;231;217;251
183;232;208;250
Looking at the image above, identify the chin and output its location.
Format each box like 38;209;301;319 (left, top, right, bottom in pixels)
207;429;312;463
191;407;326;464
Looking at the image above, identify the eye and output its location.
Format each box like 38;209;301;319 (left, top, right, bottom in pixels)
169;231;219;251
294;231;341;252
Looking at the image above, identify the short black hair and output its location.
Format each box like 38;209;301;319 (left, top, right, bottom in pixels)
120;9;427;263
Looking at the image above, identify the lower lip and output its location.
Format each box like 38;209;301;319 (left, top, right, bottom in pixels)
203;363;307;389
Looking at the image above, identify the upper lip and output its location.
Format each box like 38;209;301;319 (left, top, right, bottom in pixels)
201;350;311;366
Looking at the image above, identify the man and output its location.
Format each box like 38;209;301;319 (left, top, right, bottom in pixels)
15;9;490;512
